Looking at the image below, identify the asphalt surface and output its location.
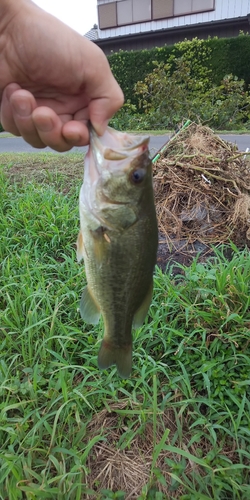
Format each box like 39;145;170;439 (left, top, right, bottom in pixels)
0;133;250;156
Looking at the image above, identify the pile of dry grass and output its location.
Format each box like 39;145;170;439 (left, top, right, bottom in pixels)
84;400;237;499
153;122;250;247
84;401;191;498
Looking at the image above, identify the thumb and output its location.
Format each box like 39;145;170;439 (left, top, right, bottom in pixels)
89;85;124;136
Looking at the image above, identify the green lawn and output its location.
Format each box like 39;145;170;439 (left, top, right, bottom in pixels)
0;154;250;499
1;128;250;140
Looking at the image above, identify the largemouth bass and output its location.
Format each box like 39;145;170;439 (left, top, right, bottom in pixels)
77;125;158;378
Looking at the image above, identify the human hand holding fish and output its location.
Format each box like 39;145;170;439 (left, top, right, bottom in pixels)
77;125;158;378
0;0;123;151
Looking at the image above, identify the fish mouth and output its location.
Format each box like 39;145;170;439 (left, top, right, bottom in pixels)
89;124;149;174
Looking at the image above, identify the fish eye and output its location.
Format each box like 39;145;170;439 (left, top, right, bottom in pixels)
131;168;145;184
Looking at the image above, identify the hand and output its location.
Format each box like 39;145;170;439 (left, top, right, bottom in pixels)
0;0;124;151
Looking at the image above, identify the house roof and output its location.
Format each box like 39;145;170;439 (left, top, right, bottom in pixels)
84;26;99;41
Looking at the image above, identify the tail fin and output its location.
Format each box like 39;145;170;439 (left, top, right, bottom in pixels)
98;340;132;379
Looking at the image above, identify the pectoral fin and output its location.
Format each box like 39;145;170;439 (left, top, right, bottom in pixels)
80;286;100;325
90;227;109;263
133;281;153;329
76;231;85;262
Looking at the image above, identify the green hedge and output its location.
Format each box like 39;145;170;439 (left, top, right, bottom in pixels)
108;46;173;104
108;46;173;106
108;34;250;105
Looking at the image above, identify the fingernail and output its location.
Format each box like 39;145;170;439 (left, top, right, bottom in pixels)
66;134;81;145
93;120;108;137
12;98;32;117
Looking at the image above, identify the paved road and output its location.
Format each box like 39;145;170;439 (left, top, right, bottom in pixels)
0;134;250;156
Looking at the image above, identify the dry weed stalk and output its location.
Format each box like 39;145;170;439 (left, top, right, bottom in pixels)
153;123;250;247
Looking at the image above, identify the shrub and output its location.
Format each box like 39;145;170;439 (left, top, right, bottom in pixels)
108;46;173;106
109;36;250;131
108;34;250;114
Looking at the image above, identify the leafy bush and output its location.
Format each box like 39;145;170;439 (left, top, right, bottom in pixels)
109;37;250;131
109;100;151;130
108;34;250;109
201;74;250;129
108;45;173;106
209;32;250;87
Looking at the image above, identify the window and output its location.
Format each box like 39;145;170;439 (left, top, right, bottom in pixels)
98;0;215;29
152;0;174;20
117;0;151;25
174;0;192;16
174;0;214;17
117;0;132;24
133;0;151;23
98;2;117;29
192;0;214;13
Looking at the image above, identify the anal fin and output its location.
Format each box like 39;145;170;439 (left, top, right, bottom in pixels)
133;281;153;329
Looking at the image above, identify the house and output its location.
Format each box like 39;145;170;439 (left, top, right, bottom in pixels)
85;0;250;54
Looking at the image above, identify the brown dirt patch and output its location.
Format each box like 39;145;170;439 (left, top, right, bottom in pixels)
85;401;193;498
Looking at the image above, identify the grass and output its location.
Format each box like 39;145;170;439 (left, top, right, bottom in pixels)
0;152;84;188
0;154;250;499
0;133;16;138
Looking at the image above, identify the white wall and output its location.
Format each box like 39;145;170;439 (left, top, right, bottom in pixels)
97;0;250;39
